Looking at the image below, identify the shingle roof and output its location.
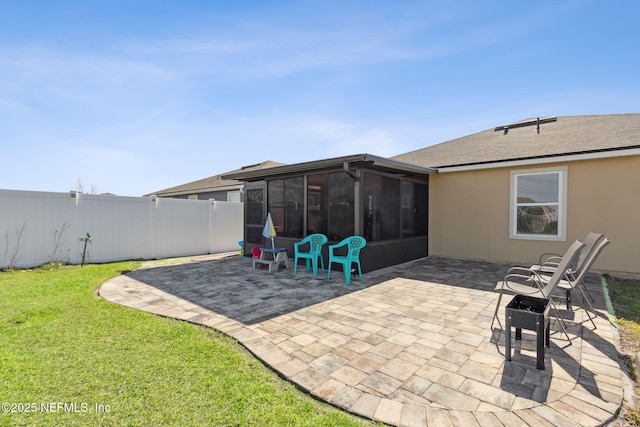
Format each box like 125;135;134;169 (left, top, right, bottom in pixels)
147;160;285;196
392;114;640;169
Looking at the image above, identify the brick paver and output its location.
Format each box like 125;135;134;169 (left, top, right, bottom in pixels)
99;253;625;426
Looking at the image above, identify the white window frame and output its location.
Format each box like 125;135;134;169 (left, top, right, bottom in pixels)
509;166;567;241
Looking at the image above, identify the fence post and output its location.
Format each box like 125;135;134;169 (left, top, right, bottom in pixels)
148;195;158;260
70;191;80;264
209;199;216;254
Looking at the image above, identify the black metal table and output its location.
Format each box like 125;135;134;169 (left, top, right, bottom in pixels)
505;295;550;370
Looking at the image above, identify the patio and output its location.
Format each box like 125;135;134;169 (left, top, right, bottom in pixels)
100;253;624;427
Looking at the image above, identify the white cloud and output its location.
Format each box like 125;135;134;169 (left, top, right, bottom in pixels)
0;45;182;126
1;0;635;197
278;115;410;158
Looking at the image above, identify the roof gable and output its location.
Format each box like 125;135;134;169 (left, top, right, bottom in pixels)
392;114;640;169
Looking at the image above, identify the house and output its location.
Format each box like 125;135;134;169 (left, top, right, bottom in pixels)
392;114;640;276
146;160;285;201
225;114;640;277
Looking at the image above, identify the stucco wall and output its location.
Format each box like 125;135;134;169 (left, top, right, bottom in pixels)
429;155;640;276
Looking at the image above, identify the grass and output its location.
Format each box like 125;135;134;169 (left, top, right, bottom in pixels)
607;276;640;426
0;262;375;426
608;277;640;345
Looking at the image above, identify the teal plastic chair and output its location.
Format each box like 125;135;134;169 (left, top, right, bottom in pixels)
293;234;328;277
327;236;366;285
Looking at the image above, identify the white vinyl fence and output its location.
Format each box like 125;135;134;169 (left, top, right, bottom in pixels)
0;189;244;269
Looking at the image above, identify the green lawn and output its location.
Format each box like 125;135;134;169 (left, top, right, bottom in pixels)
607;276;640;425
0;262;375;426
608;277;640;342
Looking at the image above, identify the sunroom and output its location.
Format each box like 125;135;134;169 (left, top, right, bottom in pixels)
222;154;436;273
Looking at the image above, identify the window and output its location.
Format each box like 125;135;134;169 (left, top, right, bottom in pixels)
510;168;567;241
227;191;241;202
268;177;304;238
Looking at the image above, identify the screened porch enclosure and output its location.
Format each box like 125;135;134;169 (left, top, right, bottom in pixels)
231;155;433;273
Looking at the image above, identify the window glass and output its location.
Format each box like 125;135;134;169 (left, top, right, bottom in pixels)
227;191;241;202
511;170;565;240
517;173;559;203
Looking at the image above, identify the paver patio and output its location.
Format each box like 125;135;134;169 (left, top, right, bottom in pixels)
99;253;625;426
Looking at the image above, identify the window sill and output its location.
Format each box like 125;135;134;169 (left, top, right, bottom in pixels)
509;233;565;242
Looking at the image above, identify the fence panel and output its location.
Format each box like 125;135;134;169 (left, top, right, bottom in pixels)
72;194;152;264
210;201;244;253
0;190;243;269
1;190;74;267
151;197;211;260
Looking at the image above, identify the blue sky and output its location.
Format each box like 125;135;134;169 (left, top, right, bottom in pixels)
1;1;638;196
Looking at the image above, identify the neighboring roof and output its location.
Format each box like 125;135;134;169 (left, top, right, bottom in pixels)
392;114;640;170
146;160;285;197
221;153;436;181
149;115;640;194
